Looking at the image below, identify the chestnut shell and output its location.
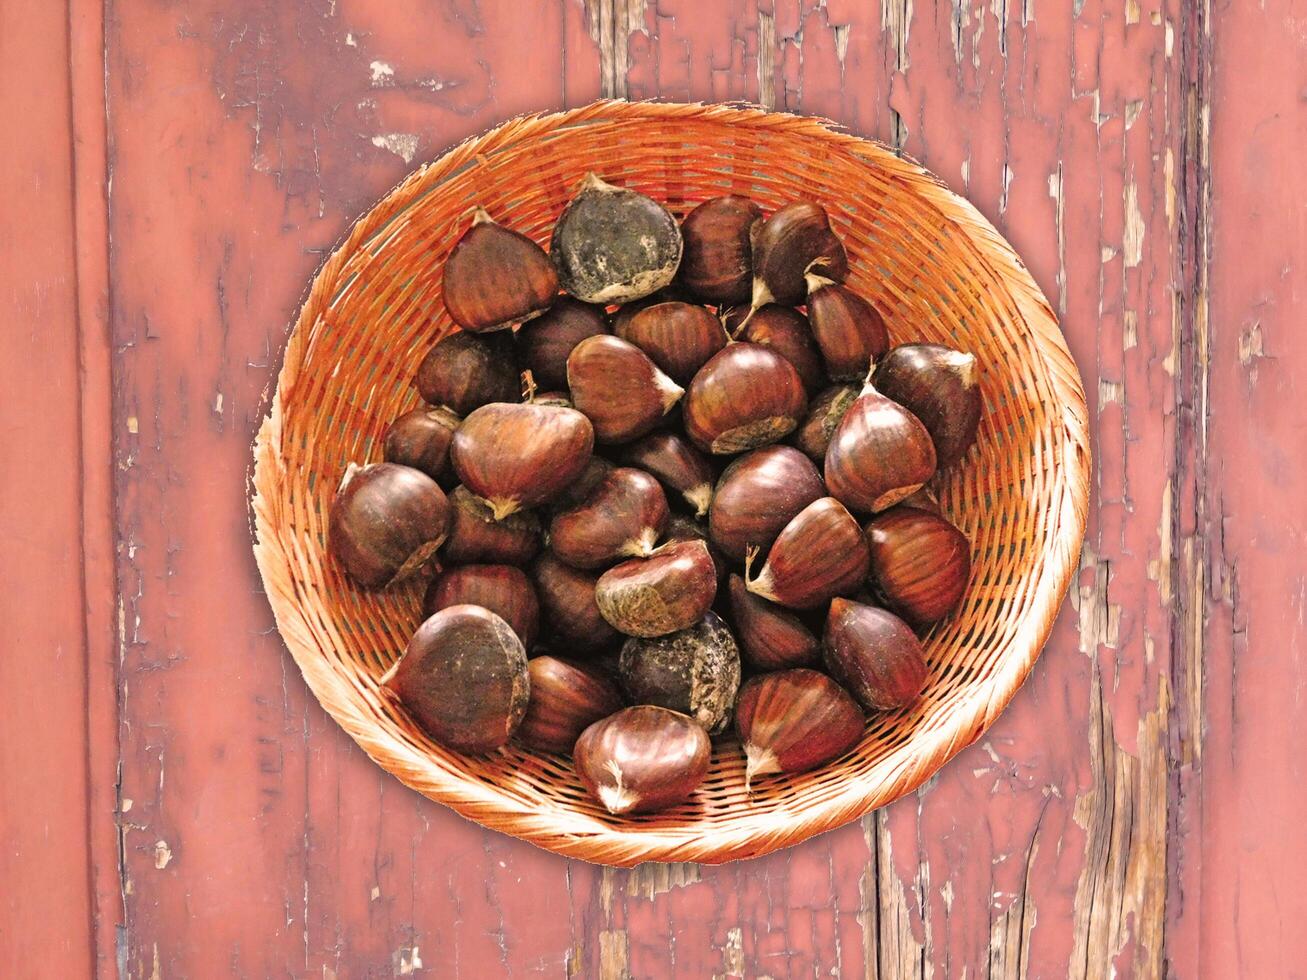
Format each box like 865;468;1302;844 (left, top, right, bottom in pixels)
573;705;711;815
865;507;971;626
677;195;763;305
415;332;519;417
516;656;624;754
383;406;460;485
617;611;742;733
708;445;826;562
442;210;559;332
823;599;928;712
515;297;610;392
872;344;982;468
422;563;540;649
683;343;808;455
328;463;450;589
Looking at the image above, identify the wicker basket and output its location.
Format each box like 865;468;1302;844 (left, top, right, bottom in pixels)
251;101;1089;866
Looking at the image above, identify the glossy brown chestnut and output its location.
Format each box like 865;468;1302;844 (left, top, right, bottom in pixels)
551;173;683;305
548;467;670;569
865;507;971;626
422;563;540;649
567;334;684;443
573;705;711;815
615;300;728;384
619;431;715;517
872;344;982;468
683;343;807;455
745;497;869;610
515;656;624;753
735;669;864;787
610;286;695;336
823;599;927;711
722;304;825;394
793;384;858;462
595;539;718;637
328;463;450;589
383;406;460;484
749;201;849;308
415;331;519;416
727;574;820;671
515;297;610;391
532;553;622;654
662;514;729;589
824;382;936;513
805;274;889;381
708;445;825;562
547;456;615;514
442;209;558;332
450;402;595;519
617;611;741;733
382;604;529;752
441;486;542;565
677;195;763;305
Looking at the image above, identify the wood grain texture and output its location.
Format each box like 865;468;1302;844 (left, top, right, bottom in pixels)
2;0;1304;975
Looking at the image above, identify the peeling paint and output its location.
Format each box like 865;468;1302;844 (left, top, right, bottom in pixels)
370;133;419;163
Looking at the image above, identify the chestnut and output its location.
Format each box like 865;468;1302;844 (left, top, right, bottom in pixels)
442;209;558;333
617;611;741;733
382;604;529;752
415;331;519;417
793;384;858;462
328;463;450;589
515;297;609;391
865;507;971;626
662;514;730;589
450;402;594;519
727;574;820;671
824;381;936;513
804;274;889;381
594;539;718;637
749;201;848;309
822;599;927;711
422;564;540;649
872;344;982;468
677;195;763;305
615;300;728;384
548;467;670;569
383;406;460;485
515;656;624;753
619;432;716;517
745;497;869;609
567;334;683;444
441;485;541;565
547;456;615;514
551;173;683;305
573;705;711;815
610;285;695;336
532;553;622;654
683;343;807;455
723;305;825;394
708;445;825;562
735;669;864;787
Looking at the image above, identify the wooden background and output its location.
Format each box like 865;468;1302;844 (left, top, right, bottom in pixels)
3;0;1304;976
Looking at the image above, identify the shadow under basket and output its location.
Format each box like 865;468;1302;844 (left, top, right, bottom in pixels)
250;100;1090;867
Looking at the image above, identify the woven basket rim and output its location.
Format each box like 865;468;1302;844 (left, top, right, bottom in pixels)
250;100;1090;866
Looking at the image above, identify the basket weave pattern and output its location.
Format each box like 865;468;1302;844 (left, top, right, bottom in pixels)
251;101;1089;866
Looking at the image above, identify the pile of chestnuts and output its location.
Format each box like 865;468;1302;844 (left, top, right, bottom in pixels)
329;174;982;816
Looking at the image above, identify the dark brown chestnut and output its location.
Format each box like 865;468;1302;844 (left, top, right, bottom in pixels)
865;507;971;626
824;381;936;513
567;334;683;443
450;402;594;519
532;553;622;654
573;705;711;815
793;384;858;462
726;574;820;671
382;604;529;752
442;209;558;333
328;463;450;589
804;274;889;381
683;343;807;455
615;300;728;384
383;406;460;484
745;497;869;610
617;611;741;733
415;331;519;416
872;344;982;468
823;599;927;711
515;656;624;753
735;669;864;787
619;431;715;517
551;173;683;305
677;195;763;305
441;485;542;565
723;305;825;394
548;467;669;569
610;285;695;336
749;201;848;309
546;456;615;514
515;297;610;391
422;563;540;649
662;514;729;589
708;445;825;562
595;539;718;637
